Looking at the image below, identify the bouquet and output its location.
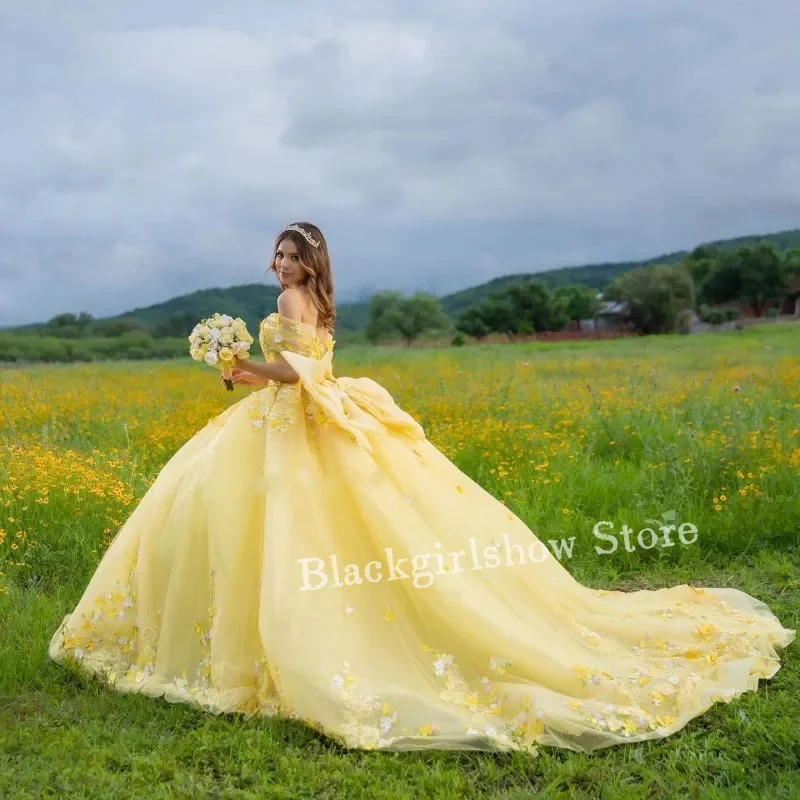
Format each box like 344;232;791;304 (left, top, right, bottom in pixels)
188;313;254;391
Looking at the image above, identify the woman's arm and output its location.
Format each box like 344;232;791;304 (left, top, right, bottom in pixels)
237;357;299;384
236;291;306;385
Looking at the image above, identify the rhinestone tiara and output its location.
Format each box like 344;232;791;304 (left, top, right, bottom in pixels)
281;224;320;249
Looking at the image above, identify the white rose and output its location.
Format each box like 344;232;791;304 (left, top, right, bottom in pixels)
209;328;221;341
219;333;234;346
190;348;203;360
204;350;219;366
232;320;246;334
230;341;242;355
219;314;232;326
198;324;211;338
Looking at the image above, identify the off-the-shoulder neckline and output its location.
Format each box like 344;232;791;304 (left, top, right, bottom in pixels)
263;312;334;348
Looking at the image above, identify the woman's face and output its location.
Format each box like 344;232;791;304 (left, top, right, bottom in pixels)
275;237;305;288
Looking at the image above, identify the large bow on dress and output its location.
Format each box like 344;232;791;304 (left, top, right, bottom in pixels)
279;349;426;451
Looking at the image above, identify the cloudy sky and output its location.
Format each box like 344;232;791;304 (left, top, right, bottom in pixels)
2;1;799;325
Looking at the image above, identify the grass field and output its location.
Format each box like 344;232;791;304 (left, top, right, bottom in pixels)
1;323;799;799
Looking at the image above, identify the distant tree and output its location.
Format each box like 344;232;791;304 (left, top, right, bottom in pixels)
45;312;79;328
455;307;491;339
699;250;741;307
394;292;450;346
454;280;565;340
505;280;566;334
682;245;721;304
608;264;695;334
43;312;84;339
364;291;448;345
783;247;800;278
153;310;197;338
89;318;151;337
703;244;785;316
478;292;518;339
553;284;601;330
738;245;785;316
364;291;404;344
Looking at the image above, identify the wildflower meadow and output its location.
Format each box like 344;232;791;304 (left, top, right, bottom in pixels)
1;324;798;798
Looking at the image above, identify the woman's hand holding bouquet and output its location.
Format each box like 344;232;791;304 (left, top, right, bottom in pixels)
189;313;254;391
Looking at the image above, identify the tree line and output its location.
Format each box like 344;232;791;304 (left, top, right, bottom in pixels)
363;243;800;344
3;240;799;362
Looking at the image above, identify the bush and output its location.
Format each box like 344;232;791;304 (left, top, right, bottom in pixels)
676;308;694;334
516;321;534;336
700;309;727;326
451;332;465;347
0;332;186;363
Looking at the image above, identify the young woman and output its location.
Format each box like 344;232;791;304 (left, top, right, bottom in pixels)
49;222;794;755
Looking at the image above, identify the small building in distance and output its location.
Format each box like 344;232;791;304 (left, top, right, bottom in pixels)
580;295;630;331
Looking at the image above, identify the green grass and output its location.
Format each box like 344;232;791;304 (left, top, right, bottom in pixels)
1;322;799;798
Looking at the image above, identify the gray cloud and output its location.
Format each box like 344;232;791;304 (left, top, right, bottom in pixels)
1;0;800;325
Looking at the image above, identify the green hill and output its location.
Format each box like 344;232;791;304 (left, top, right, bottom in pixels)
439;228;800;317
8;227;800;336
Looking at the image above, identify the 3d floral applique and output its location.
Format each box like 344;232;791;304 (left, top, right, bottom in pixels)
425;647;512;741
583;702;661;738
417;722;440;736
57;558;144;680
328;661;399;748
185;570;220;698
241;656;283;716
433;653;454;677
637;634;681;654
248;384;277;430
331;661;356;690
304;398;330;427
488;656;511;675
380;705;399;735
570;618;619;653
575;624;603;646
647;690;669;707
693;623;719;641
509;694;545;741
574;665;605;687
627;668;652;687
267;385;302;432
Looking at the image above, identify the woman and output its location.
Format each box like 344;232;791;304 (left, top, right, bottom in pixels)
49;222;794;755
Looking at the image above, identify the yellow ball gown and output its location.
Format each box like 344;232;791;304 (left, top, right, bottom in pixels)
49;312;795;754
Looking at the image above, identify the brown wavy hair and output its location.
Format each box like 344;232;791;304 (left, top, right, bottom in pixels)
265;221;336;331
